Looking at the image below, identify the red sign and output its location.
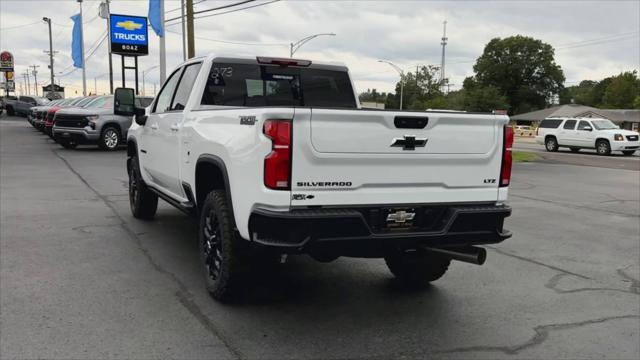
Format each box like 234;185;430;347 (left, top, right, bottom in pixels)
0;51;14;72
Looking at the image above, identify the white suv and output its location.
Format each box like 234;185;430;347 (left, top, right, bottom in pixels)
535;117;639;156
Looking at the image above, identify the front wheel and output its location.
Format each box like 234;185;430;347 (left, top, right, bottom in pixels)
385;249;451;288
622;150;636;156
596;140;611;156
99;126;121;151
128;155;158;219
199;190;249;302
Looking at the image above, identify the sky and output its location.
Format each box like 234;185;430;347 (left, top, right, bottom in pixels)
1;0;639;98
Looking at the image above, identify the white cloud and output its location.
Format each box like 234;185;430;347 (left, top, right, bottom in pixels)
1;0;638;97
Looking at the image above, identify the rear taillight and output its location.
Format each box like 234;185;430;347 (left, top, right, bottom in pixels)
263;119;292;190
500;125;514;187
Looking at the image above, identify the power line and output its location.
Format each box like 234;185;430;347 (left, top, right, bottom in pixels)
194;0;279;21
0;20;41;31
166;0;255;22
165;28;286;46
555;31;639;48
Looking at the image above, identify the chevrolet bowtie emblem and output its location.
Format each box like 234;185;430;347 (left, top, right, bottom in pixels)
386;210;416;224
391;135;427;150
116;20;143;31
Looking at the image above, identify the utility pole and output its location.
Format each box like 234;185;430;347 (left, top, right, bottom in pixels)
22;73;28;95
181;0;187;61
78;0;87;96
378;60;404;110
186;0;195;59
30;65;40;96
440;20;448;93
43;17;55;99
24;70;30;95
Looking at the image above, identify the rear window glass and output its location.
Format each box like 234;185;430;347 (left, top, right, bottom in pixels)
563;120;577;129
539;119;563;128
201;63;356;109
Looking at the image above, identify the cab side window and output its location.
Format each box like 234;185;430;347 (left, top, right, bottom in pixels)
171;63;202;111
153;68;183;113
577;120;591;130
563;120;577;129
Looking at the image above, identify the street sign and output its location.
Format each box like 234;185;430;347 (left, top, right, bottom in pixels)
5;71;14;81
6;80;15;91
109;14;149;56
0;51;14;72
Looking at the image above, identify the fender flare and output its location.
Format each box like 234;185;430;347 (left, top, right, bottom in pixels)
195;154;236;225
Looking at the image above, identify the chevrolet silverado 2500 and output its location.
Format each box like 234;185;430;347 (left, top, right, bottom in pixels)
115;55;513;301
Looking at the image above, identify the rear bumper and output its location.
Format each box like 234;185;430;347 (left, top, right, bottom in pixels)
248;203;512;257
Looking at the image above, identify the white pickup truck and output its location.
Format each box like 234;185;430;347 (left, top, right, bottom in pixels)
115;55;513;301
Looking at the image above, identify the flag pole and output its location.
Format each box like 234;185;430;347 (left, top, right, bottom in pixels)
78;0;87;96
159;0;166;84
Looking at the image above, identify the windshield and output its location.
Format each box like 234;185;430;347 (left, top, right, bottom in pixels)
84;96;113;109
35;97;49;105
591;119;619;130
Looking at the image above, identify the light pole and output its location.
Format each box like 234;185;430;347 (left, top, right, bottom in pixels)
378;60;404;110
43;17;55;99
94;73;109;95
142;65;159;96
290;33;336;58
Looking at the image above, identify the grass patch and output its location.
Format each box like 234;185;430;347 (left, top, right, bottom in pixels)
513;151;538;163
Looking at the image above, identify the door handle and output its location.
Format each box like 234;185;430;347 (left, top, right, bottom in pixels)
150;123;159;130
170;123;180;132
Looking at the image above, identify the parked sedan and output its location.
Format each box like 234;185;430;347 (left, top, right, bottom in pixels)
53;95;153;150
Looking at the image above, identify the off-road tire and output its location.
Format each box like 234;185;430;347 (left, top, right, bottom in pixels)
596;139;611;156
99;125;121;151
622;150;636;156
545;136;559;152
128;155;158;220
199;190;249;302
385;249;451;288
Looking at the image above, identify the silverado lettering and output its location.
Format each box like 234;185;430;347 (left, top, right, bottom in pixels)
297;182;352;187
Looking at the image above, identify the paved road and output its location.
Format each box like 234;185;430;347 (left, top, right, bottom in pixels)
514;138;640;171
2;115;639;359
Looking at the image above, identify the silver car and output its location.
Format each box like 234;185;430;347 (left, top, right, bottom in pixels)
52;95;153;150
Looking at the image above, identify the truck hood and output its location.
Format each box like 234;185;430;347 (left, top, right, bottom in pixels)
597;129;639;136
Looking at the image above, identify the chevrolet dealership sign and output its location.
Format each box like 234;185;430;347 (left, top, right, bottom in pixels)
109;14;148;56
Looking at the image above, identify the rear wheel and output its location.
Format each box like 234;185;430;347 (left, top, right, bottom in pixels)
385;249;451;288
99;126;121;151
622;150;636;156
199;190;249;302
596;139;611;156
545;137;559;152
128;155;158;220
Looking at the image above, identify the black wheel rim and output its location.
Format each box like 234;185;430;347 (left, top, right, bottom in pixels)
203;209;222;281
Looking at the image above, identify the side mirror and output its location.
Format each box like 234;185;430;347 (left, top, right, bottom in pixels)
583;126;592;131
114;87;135;116
134;107;147;126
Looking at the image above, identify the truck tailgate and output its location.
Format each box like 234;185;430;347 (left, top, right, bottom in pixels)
290;108;509;206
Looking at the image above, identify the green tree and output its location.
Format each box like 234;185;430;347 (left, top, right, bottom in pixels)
385;65;443;110
634;95;640;109
359;88;388;103
461;78;509;112
471;35;565;114
602;71;640;108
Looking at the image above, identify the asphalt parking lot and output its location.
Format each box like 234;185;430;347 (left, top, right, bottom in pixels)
1;114;639;359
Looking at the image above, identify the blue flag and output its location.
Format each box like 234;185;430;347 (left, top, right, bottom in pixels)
70;13;83;68
149;0;164;37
